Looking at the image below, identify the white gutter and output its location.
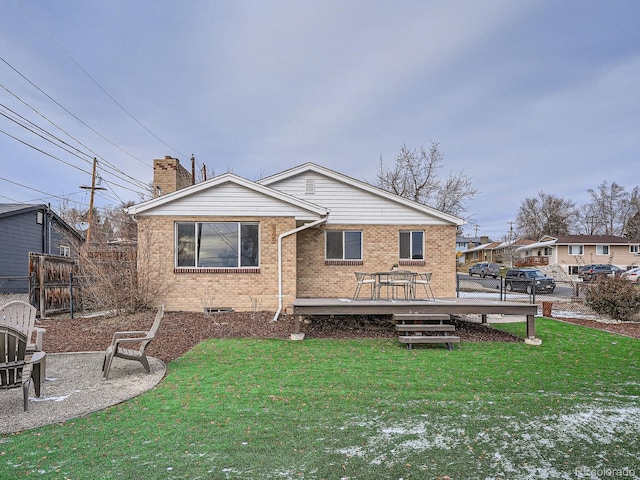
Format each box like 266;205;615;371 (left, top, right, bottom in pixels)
272;216;328;322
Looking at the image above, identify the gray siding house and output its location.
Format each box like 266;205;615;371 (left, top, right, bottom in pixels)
0;204;82;293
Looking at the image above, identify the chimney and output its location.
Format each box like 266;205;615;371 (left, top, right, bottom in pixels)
153;156;192;197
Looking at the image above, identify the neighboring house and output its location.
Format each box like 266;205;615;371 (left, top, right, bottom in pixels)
456;236;488;263
0;204;82;293
126;157;465;313
461;238;534;265
516;235;640;274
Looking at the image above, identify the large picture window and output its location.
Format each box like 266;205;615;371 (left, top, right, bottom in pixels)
326;230;362;260
176;222;259;268
399;231;424;260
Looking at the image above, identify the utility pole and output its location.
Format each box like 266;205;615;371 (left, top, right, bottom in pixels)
80;158;106;246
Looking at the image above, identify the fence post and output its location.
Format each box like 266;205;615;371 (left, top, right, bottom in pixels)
531;279;536;305
70;272;74;319
39;255;46;318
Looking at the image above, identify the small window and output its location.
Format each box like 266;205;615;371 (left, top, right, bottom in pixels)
596;245;610;255
59;245;71;257
631;245;639;254
399;231;424;260
326;230;362;260
568;245;584;255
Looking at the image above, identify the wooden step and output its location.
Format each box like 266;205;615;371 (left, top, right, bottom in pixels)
395;324;455;332
398;335;460;350
393;314;451;323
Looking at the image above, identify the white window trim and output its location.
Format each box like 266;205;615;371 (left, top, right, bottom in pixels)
399;230;425;260
631;245;639;254
596;245;610;255
568;245;584;255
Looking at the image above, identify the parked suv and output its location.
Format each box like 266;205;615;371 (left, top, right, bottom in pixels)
578;264;621;282
469;262;500;278
504;268;556;294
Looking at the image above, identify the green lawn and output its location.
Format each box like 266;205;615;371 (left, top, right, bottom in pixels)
2;319;640;479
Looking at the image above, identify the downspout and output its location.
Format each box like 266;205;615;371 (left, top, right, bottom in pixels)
272;215;328;322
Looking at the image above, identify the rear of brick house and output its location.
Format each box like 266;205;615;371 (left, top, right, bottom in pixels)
126;158;464;313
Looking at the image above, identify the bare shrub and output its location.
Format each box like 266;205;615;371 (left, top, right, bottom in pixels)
584;275;640;321
77;223;170;314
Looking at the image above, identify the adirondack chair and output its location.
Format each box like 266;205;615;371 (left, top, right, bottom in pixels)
0;325;45;411
102;305;164;380
0;301;46;352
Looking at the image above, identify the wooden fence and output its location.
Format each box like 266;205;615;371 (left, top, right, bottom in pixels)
28;253;81;318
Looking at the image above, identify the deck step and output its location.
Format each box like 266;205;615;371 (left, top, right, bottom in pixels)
393;313;451;323
395;324;455;332
398;335;460;343
398;335;460;350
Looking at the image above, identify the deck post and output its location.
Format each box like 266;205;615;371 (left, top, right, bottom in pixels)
524;313;542;345
290;315;305;341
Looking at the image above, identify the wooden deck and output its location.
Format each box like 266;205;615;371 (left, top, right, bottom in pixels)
292;297;538;340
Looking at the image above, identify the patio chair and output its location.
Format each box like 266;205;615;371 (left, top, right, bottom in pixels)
412;272;435;301
0;301;46;352
353;272;376;300
0;325;45;411
102;305;164;380
389;270;413;300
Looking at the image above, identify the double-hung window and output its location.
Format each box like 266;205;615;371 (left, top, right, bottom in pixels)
568;245;583;255
399;231;424;260
176;222;259;268
326;230;362;260
596;245;610;255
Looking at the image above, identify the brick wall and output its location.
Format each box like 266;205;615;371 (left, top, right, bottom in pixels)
136;215;297;312
153;157;193;197
296;224;457;298
136;217;457;312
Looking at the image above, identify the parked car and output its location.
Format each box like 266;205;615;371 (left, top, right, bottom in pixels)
621;266;640;283
468;262;500;278
504;268;556;294
578;264;621;282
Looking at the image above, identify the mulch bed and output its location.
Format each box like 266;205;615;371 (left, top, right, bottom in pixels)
36;311;640;365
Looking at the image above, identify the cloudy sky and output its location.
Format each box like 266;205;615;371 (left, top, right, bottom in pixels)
1;0;638;239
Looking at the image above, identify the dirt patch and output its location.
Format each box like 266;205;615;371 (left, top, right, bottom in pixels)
36;310;640;365
36;311;527;364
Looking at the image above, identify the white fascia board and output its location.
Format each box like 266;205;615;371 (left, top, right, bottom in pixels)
515;239;557;252
464;242;493;253
259;163;465;226
126;172;328;217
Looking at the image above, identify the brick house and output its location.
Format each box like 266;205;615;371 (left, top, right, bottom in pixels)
126;157;464;314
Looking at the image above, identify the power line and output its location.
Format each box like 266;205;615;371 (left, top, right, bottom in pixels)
14;0;188;160
0;81;150;191
0;54;153;170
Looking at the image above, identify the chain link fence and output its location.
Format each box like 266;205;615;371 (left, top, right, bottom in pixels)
457;275;598;318
0;276;32;304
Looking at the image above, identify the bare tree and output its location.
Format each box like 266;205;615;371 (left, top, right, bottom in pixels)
375;142;478;219
516;192;577;240
584;181;629;236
